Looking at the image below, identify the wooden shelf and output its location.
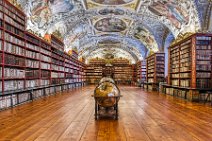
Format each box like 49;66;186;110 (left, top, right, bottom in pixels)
146;53;165;84
165;33;212;101
0;0;86;93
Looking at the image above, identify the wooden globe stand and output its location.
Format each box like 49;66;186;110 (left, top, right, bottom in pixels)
93;95;122;120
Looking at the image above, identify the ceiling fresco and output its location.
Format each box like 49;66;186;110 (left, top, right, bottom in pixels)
194;0;211;31
77;35;144;61
94;18;127;32
86;0;139;10
98;8;125;15
148;1;189;29
91;0;134;6
16;0;211;62
87;47;137;64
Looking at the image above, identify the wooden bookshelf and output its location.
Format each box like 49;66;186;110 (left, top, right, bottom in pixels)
114;66;132;85
113;59;132;85
85;59;104;84
136;60;146;82
145;53;165;91
132;64;137;85
135;60;146;87
163;33;212;101
85;58;134;85
0;0;85;96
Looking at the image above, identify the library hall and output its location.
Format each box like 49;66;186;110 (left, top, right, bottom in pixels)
0;0;212;141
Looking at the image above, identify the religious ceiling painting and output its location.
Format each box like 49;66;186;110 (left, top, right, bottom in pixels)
134;26;158;51
85;0;139;10
94;18;127;32
98;40;121;45
49;0;74;14
148;1;189;29
143;0;200;37
16;0;207;61
64;23;93;52
98;8;125;15
78;35;143;61
87;48;136;64
98;40;121;48
91;0;134;5
26;0;82;36
28;0;74;27
28;0;51;29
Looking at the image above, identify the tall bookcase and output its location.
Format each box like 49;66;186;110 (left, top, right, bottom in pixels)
85;58;134;85
85;59;104;84
0;0;26;92
132;64;137;84
0;0;85;109
113;59;133;85
136;61;146;82
145;53;165;91
136;61;146;87
164;33;212;101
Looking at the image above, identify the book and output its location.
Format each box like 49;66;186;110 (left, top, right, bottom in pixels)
40;79;50;86
5;54;25;66
40;54;51;62
25;79;39;88
25;69;39;78
4;67;25;78
26;43;39;51
25;59;39;68
4;42;25;56
5;32;24;46
40;62;51;70
41;70;50;78
4;80;24;91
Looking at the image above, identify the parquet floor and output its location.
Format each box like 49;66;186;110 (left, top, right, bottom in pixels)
0;86;211;141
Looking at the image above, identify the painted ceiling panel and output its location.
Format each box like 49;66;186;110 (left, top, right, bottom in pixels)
16;0;209;61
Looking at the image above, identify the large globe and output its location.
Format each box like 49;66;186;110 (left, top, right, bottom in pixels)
99;77;115;84
94;81;120;107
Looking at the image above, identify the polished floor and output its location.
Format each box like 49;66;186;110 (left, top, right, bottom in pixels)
0;86;211;141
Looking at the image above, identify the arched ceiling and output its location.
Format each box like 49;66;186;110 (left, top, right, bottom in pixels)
16;0;211;62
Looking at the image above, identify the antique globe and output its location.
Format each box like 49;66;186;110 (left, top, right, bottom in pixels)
99;77;115;84
94;81;120;107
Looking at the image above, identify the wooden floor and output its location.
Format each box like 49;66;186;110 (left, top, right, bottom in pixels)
0;86;212;141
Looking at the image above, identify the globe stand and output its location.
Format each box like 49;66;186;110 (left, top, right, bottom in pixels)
94;96;121;120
